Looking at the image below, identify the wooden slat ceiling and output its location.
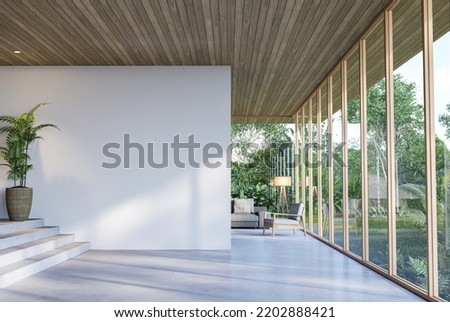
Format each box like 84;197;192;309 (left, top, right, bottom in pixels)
0;0;391;123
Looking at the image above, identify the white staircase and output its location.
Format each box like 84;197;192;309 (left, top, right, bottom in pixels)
0;218;90;288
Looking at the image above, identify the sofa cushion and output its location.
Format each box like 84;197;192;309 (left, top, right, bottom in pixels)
233;198;254;214
271;218;299;225
231;213;259;222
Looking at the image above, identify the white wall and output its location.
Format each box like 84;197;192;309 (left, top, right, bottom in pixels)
0;66;231;250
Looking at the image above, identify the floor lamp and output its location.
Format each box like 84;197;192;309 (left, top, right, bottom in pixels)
273;176;292;213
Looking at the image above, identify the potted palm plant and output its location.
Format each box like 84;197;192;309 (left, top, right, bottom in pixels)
0;103;58;221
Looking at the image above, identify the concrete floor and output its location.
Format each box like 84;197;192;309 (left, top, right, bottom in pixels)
0;229;423;302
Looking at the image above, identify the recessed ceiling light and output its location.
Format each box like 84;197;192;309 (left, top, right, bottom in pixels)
13;50;21;54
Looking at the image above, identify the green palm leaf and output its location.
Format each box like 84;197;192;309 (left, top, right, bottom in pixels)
0;115;15;124
0;103;58;187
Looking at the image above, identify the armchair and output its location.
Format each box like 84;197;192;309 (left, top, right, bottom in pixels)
263;203;306;237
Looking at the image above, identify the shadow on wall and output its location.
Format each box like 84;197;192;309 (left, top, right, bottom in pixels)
0;130;230;247
29;143;230;250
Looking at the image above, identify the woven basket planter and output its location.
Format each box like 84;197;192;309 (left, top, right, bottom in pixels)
6;187;33;221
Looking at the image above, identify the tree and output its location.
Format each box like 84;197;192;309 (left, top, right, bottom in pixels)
438;104;450;140
348;74;425;185
231;123;293;163
349;78;450;294
231;123;293;210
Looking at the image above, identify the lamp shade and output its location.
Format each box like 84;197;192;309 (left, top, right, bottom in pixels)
273;176;292;187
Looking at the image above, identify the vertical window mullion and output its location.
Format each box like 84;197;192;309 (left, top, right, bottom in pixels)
328;76;335;243
423;0;439;298
360;39;370;262
342;60;349;251
301;107;306;209
385;9;397;276
295;113;300;204
317;89;323;238
309;99;314;232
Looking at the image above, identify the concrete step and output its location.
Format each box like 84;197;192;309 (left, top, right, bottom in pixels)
0;227;60;250
0;219;45;235
0;234;75;267
0;242;90;288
